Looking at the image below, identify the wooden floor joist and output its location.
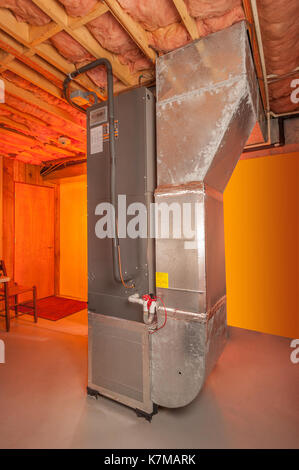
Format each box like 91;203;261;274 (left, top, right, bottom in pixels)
31;0;136;86
0;116;29;133
0;15;106;100
0;127;76;159
69;3;109;29
0;59;64;100
0;31;66;86
4;79;85;131
172;0;199;40
34;42;107;97
0;1;158;164
0;103;86;152
104;0;156;63
29;22;63;47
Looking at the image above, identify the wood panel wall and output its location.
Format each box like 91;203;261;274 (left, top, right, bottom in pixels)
1;157;60;295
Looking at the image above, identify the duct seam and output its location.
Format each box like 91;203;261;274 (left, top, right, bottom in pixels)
157;74;248;109
197;77;249;180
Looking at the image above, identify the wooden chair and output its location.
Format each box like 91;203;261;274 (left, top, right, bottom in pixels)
0;260;37;332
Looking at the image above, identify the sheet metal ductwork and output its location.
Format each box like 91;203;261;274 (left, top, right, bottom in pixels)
80;20;263;417
152;21;262;408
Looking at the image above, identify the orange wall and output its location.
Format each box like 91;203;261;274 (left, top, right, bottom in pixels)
224;153;299;338
60;179;88;301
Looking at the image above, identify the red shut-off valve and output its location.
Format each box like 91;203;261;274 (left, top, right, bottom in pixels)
128;293;167;333
142;294;157;311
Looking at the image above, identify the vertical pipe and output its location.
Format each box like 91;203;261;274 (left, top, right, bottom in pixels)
63;59;124;284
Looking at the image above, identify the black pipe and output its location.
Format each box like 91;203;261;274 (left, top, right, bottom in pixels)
278;116;286;146
63;59;129;285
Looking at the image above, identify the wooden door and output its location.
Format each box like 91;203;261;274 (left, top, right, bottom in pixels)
14;183;55;299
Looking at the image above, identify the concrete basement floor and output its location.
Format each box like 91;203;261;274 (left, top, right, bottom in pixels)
0;313;298;449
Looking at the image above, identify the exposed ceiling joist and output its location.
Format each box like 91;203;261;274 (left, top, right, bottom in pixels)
31;0;136;86
104;0;156;62
0;59;63;99
34;42;107;97
0;116;29;133
29;22;63;47
0;30;65;86
0;127;76;160
172;0;199;40
4;78;85;131
0;102;84;152
1;102;50;127
0;8;31;45
0;51;15;70
69;3;109;29
0;1;155;166
0;11;106;100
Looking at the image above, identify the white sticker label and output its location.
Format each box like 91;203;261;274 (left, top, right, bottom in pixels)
90;125;103;155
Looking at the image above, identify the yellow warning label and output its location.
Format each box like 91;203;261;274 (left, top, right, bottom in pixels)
156;272;169;289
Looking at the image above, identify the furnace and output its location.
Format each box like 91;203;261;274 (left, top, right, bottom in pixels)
64;21;264;420
86;86;157;417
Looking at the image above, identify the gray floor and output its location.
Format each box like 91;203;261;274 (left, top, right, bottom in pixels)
0;316;298;449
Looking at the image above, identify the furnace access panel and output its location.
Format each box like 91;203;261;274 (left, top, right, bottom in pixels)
86;87;156;323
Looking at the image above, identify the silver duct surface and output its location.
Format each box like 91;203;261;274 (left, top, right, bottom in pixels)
151;21;261;408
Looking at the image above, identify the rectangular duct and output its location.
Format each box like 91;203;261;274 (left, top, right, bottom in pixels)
151;21;261;408
156;20;262;192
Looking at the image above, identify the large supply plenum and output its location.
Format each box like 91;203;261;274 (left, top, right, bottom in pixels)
87;88;156;415
86;20;263;417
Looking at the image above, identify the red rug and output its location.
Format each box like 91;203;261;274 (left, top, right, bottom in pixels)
18;296;87;321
